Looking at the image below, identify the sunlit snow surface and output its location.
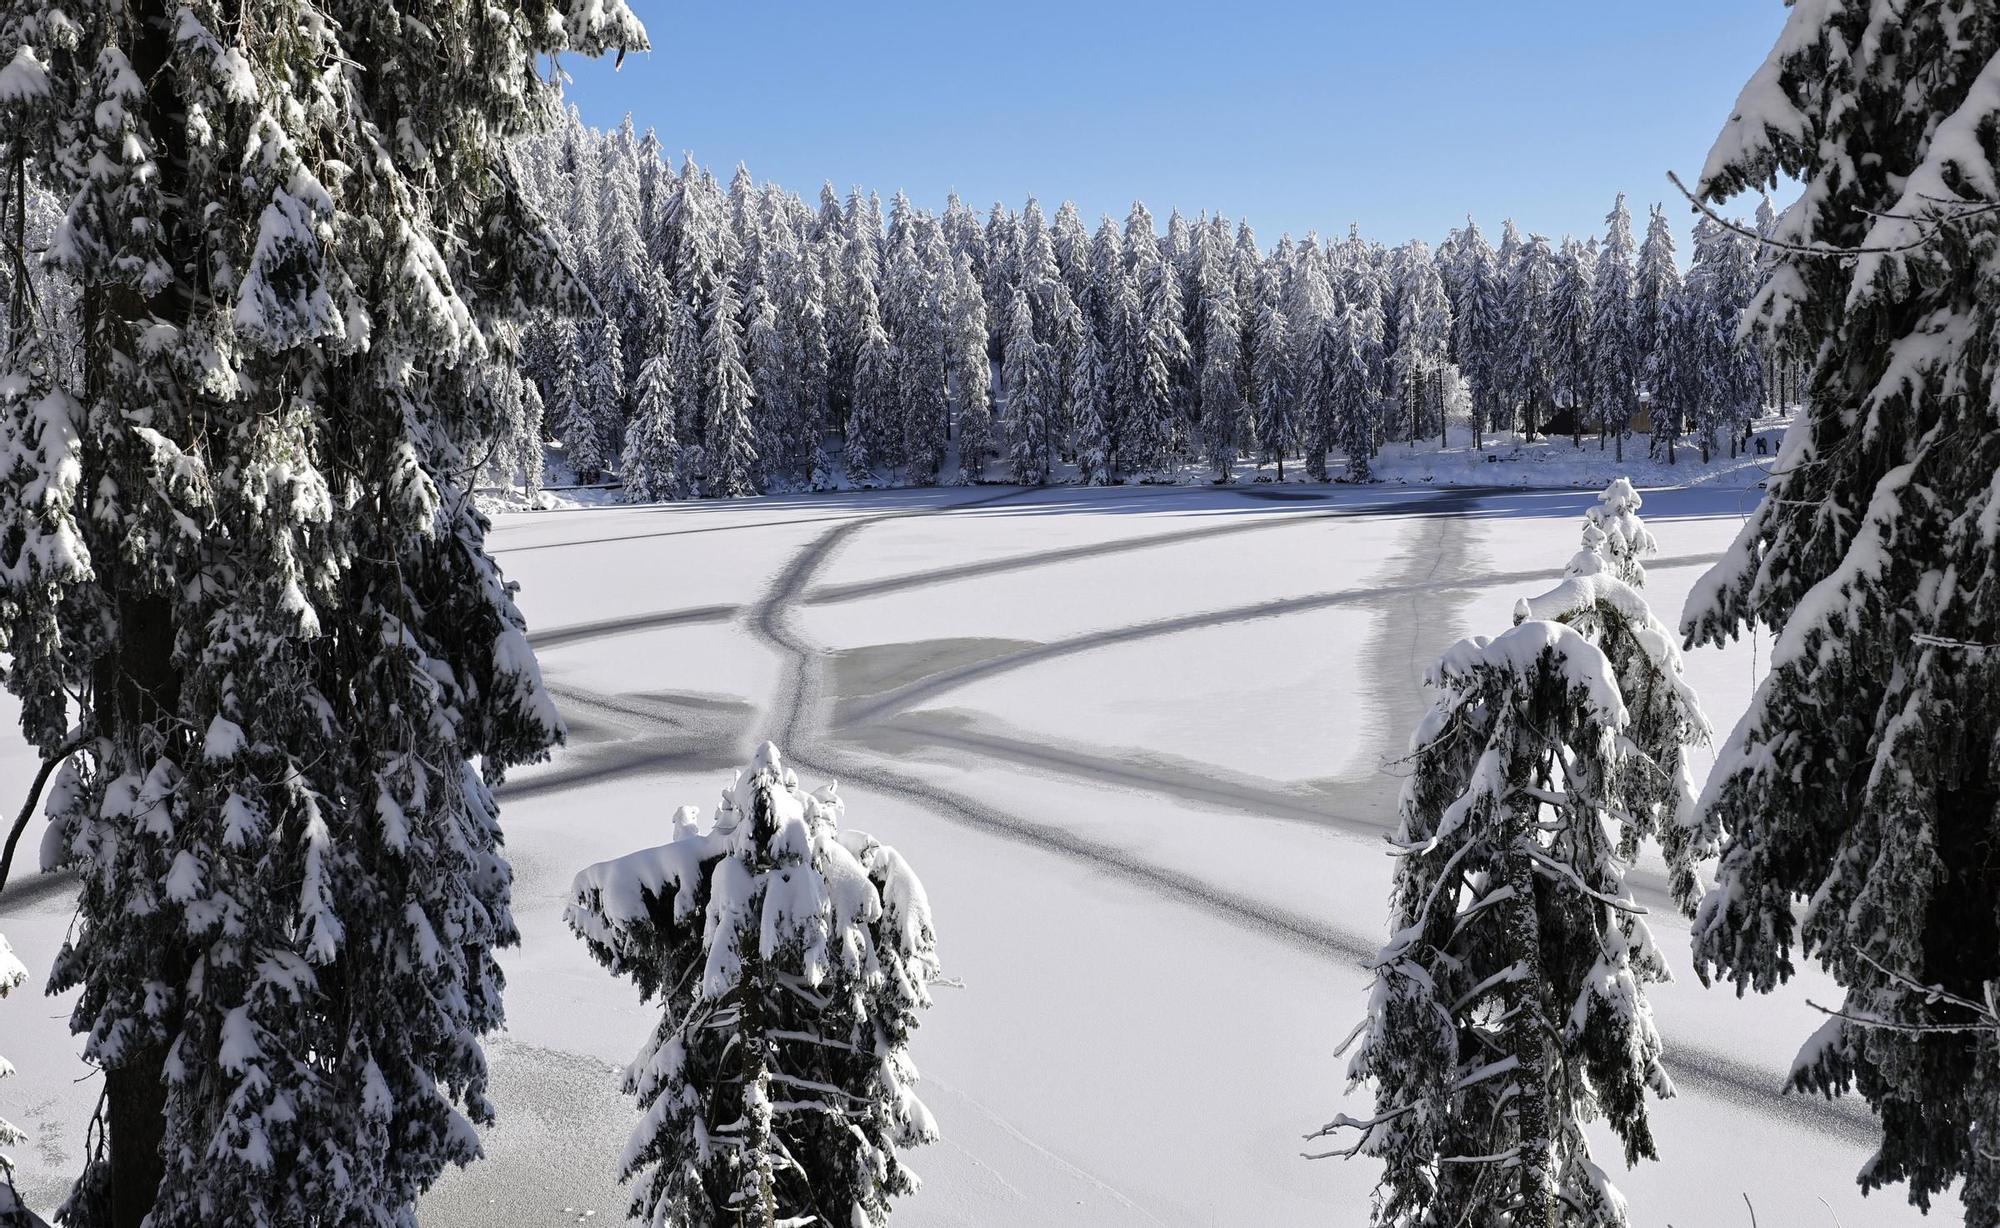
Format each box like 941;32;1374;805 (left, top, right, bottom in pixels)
0;475;1960;1226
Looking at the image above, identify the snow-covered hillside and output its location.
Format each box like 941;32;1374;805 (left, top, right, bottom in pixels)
0;477;1953;1226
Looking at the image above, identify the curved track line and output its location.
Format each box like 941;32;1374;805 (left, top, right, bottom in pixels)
727;485;1875;1144
803;488;1494;606
839;554;1724;727
529;604;741;650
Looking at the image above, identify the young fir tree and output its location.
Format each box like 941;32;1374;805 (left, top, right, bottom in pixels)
1684;6;2000;1221
1583;478;1657;588
1318;621;1673;1228
623;352;688;503
0;1;643;1225
1518;492;1713;912
704;279;760;498
567;744;940;1228
1002;288;1049;485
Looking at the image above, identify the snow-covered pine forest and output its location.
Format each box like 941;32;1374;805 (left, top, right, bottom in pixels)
496;108;1796;499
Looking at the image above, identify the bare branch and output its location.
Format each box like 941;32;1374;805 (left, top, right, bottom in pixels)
1667;170;2000;260
0;734;87;897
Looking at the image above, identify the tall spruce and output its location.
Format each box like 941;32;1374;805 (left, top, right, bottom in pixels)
1391;244;1453;448
1549;238;1597;446
948;254;992;482
623;352;687;502
1250;290;1299;479
846;278;894;483
1002;287;1048;485
1446;219;1504;449
0;2;643;1226
703;279;759;498
1505;234;1558;439
1685;5;2000;1221
1590;196;1640;459
1633;206;1682;461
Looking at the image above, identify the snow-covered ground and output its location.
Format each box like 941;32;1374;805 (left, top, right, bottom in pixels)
0;470;1958;1227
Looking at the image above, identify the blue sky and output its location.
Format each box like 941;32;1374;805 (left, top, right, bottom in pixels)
559;1;1786;250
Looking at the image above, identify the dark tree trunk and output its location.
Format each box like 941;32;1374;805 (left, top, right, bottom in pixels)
93;1;190;1219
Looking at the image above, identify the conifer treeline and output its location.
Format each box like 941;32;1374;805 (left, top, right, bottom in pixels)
504;110;1786;497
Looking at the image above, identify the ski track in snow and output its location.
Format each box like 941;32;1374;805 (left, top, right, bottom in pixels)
0;482;1871;1225
920;1074;1172;1226
832;553;1723;727
723;484;1871;1146
519;485;1876;1157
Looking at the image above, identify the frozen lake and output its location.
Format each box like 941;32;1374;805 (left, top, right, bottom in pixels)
0;478;1956;1227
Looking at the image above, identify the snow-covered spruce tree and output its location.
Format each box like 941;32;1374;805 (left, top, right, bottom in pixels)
948;254;992;483
578;316;627;483
1391;244;1453;448
1633;206;1681;461
1003;287;1048;485
1583;478;1657;588
623;352;688;503
566;744;940;1227
1549;238;1596;446
1250;292;1299;479
546;314;605;484
1326;305;1379;482
1123;204;1189;476
1317;621;1672;1228
1198;276;1244;481
1446;219;1504;450
1515;543;1713;913
1505;233;1558;439
1680;217;1764;462
743;282;799;487
658;295;709;496
1293;254;1341;480
1684;6;2000;1220
846;278;894;484
1590;196;1640;459
704;278;760;498
1045;280;1096;468
0;0;642;1225
1;933;25;1166
895;230;952;485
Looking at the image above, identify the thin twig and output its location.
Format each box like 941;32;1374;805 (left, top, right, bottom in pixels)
1667;170;2000;260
